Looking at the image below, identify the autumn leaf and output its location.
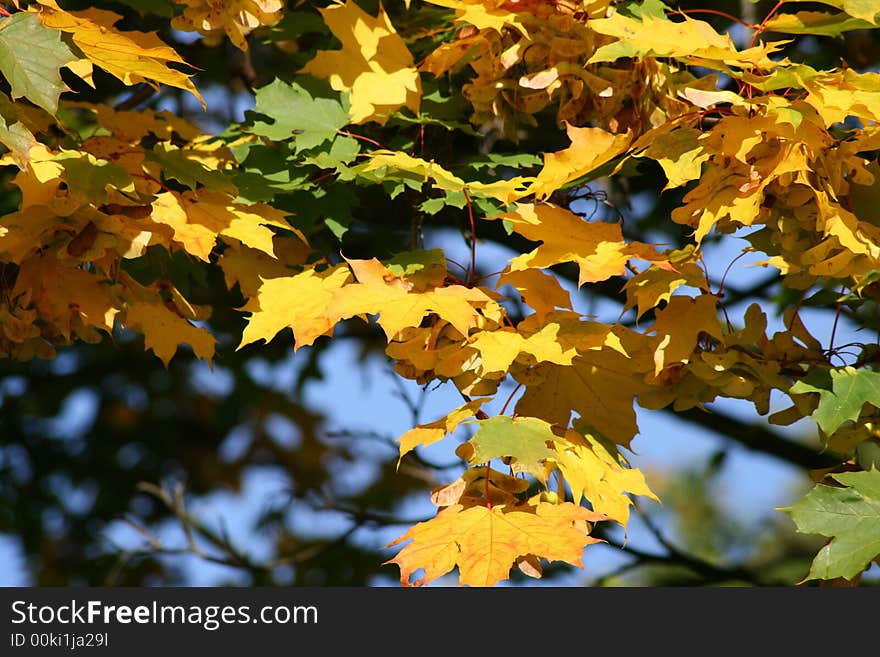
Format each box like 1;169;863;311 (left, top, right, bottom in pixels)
782;469;880;581
424;0;528;35
430;466;531;508
217;238;310;299
151;190;297;261
764;10;877;37
11;254;118;340
327;257;499;340
385;500;603;586
301;0;421;124
468;322;576;374
123;300;215;367
650;294;724;375
172;0;284;51
550;427;658;526
622;262;707;320
529;125;632;200
397;399;488;460
515;346;650;447
634;125;710;190
362;150;531;203
588;9;783;69
496;268;572;320
239;264;353;351
34;1;205;107
488;203;653;286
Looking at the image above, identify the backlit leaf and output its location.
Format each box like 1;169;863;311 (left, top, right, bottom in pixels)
782;469;880;581
301;0;420;124
36;2;204;107
385;500;603;586
0;12;77;114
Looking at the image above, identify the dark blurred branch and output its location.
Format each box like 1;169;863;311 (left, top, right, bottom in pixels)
592;504;783;586
673;406;842;469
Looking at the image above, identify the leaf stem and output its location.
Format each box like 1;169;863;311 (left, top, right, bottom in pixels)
337;130;385;149
463;188;477;285
499;383;523;416
750;0;784;47
484;463;492;509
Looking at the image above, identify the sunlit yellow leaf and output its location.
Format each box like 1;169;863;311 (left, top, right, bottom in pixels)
651;294;724;375
551;427;658;526
385;500;602;586
488;203;652;286
301;1;420;124
529;124;632;200
469;323;576;374
328;257;498;340
397;399;488;459
35;1;204;108
239;265;353;351
151;190;297;261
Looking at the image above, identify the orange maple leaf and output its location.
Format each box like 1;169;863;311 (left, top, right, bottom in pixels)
385;500;603;586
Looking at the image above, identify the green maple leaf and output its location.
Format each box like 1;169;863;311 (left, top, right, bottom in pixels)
789;367;880;435
249;79;349;152
146;143;237;193
457;416;557;483
54;152;134;203
0;113;36;167
782;469;880;581
0;13;78;114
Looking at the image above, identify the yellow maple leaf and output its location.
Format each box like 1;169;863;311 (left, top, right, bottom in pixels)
423;0;528;35
385;500;602;586
65;102;202;143
300;1;420;124
429;467;530;508
529;124;632;200
217;238;310;299
622;262;707;319
551;428;658;526
12;254;118;340
634;125;710;191
488;203;650;286
171;0;285;51
588;9;784;69
238;264;353;351
34;1;204;108
327;257;499;340
469;322;576;374
496;268;573;320
150;190;298;261
123;300;215;367
804;69;880;127
397;399;488;460
650;294;724;375
515;345;651;447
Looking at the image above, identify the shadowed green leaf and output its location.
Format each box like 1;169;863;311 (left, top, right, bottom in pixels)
249;79;349;152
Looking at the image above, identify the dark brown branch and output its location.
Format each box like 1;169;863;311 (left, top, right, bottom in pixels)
673;406;842;469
